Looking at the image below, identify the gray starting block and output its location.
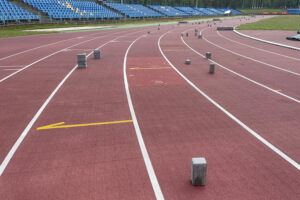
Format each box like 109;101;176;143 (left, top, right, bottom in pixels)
209;64;215;74
94;50;100;59
77;54;87;68
186;32;189;37
191;157;207;186
158;27;160;30
206;52;211;59
185;59;191;64
195;32;197;36
148;31;150;34
198;34;202;39
181;33;184;37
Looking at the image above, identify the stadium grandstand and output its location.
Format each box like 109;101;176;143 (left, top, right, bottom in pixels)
23;0;122;20
0;0;39;23
1;0;244;25
104;2;163;18
174;6;205;16
148;5;189;17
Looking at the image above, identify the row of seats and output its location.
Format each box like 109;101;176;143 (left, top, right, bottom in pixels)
148;5;188;17
23;0;122;19
1;0;242;23
0;0;39;22
104;3;163;18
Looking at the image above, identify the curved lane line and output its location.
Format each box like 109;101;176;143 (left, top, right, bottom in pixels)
123;35;165;200
233;29;300;51
0;30;130;84
159;31;300;171
202;29;300;76
0;31;141;176
181;29;300;103
217;31;300;61
0;30;115;61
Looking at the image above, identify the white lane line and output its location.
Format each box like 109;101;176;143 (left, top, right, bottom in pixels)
0;30;129;84
0;37;77;61
217;31;300;62
0;69;20;71
0;29;117;61
233;29;300;51
181;30;300;104
159;31;300;171
202;29;300;76
0;32;138;176
123;35;164;200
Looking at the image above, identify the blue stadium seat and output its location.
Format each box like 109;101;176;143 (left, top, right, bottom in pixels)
23;0;122;20
0;0;39;23
104;3;163;18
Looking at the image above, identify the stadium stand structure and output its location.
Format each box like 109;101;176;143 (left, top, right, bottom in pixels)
104;2;163;18
193;7;215;15
287;8;300;14
23;0;122;20
174;6;204;16
0;0;39;23
148;5;188;17
207;8;224;15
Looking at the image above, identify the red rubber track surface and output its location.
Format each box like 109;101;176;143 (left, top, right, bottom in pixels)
238;30;300;48
0;17;299;200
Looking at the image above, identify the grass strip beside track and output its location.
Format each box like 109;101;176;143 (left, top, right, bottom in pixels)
236;15;300;30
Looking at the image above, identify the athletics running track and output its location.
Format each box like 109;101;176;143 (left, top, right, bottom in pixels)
0;16;299;200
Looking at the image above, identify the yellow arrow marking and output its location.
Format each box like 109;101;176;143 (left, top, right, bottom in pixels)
37;120;133;130
129;67;171;70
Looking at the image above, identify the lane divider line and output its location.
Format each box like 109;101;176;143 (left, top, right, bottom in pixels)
159;31;300;171
217;31;300;62
0;32;138;176
0;30;131;84
0;29;120;61
181;29;300;104
202;29;300;76
37;120;133;130
123;35;165;200
129;67;171;70
233;28;300;51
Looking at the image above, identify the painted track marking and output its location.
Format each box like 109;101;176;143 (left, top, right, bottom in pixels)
0;32;137;176
202;29;300;76
159;31;300;171
37;120;133;130
181;29;300;104
0;30;116;61
0;30;130;84
234;29;300;51
217;31;300;62
123;35;165;200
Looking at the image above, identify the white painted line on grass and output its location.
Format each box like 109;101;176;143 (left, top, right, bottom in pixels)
217;31;300;61
0;32;135;176
233;29;300;51
202;29;300;76
181;31;300;104
123;35;165;200
159;31;300;170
